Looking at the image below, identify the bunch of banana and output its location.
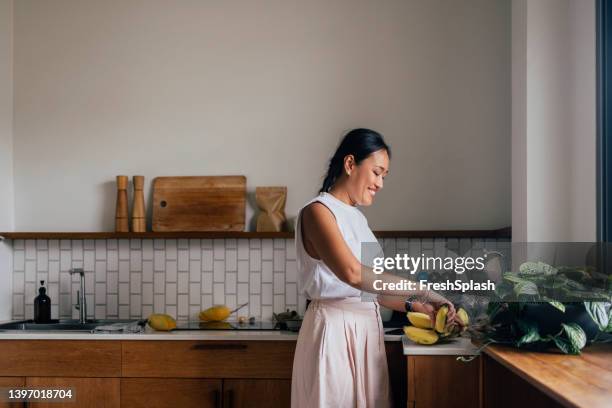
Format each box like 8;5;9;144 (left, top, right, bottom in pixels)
403;306;469;345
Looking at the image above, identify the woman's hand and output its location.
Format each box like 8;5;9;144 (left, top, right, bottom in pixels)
412;299;461;328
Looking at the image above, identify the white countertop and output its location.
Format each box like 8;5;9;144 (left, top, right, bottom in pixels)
402;336;478;356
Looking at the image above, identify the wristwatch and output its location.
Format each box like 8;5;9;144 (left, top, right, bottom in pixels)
404;299;413;312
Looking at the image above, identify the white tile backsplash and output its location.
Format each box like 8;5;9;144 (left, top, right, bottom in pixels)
9;237;506;322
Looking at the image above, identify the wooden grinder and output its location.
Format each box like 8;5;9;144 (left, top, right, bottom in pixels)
115;175;129;232
131;175;146;232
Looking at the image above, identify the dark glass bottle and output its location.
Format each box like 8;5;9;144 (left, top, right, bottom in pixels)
34;280;51;323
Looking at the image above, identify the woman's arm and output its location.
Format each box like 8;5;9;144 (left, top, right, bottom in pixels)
301;202;456;320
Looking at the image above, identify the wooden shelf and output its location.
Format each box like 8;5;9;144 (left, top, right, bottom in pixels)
0;227;510;240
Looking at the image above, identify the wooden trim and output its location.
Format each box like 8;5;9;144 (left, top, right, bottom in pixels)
0;227;511;240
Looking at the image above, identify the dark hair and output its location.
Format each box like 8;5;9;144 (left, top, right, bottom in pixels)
319;128;391;193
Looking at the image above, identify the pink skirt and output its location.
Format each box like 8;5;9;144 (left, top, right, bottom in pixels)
291;297;391;408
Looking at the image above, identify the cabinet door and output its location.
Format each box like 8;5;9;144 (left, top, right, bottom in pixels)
121;378;222;408
408;355;480;408
25;377;119;408
0;377;25;408
223;379;291;408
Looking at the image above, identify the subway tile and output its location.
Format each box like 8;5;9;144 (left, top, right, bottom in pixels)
154;250;165;271
25;240;36;260
249;238;261;249
249;294;261;318
166;283;177;305
213;283;225;305
95;305;106;320
178;295;189;317
95;283;106;304
49;261;59;283
142;260;153;283
36;251;48;272
154;294;165;313
165;305;177;318
273;250;285;272
249;272;261;294
249;250;261;272
166;260;177;282
47;283;59;307
238;260;249;283
189;282;200;305
107;250;118;271
13;240;24;250
95;261;106;283
142;305;153;318
226;250;237;271
119;261;130;283
130;295;142;317
262;283;272;304
225;294;236;311
130;239;141;250
262;261;273;283
107;239;118;250
60;294;72;317
202;272;213;294
83;239;94;250
262;239;273;260
225;238;236;249
49;240;60;261
261;305;273;322
225;272;236;295
273;273;285;294
285;239;296;260
83;251;94;272
60;250;71;271
13;251;24;271
153;239;165;250
178;250;189;271
130;250;142;271
59;240;70;250
189;306;200;320
202;250;213;271
213;260;225;282
178;239;189;250
12;294;24;318
238;240;249;260
59;272;71;294
130;272;142;294
25;261;36;282
154;272;165;294
119;240;131;260
201;239;212;249
285;260;297;283
142;240;153;260
397;238;409;250
201;294;213;310
237;283;249;306
13;272;24;294
274;294;286;313
178;272;189;294
213;240;225;260
273;238;285;250
189;239;201;259
36;239;48;250
107;272;118;294
286;283;297;306
142;283;153;305
119;305;129;319
119;283;129;305
95;240;106;260
189;260;201;282
71;240;83;261
166;239;177;260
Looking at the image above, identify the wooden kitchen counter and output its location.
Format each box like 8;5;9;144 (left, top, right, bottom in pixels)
483;343;612;408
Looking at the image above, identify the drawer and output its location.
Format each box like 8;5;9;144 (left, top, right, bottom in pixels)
122;341;296;379
121;378;222;408
0;341;121;377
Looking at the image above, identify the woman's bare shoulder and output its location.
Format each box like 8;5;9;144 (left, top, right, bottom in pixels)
302;201;335;226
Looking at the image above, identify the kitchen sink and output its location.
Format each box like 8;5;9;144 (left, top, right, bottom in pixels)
0;319;140;331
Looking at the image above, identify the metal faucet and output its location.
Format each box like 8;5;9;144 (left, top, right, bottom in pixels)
69;268;87;324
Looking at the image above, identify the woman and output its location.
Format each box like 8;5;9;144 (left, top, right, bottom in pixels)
291;128;459;407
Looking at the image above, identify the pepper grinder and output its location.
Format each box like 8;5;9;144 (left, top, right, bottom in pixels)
131;175;146;232
115;175;129;232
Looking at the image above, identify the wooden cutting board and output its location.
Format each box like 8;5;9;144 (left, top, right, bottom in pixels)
152;176;246;232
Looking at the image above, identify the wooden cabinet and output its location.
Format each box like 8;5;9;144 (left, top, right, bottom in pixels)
0;339;407;408
0;377;25;408
407;355;480;408
26;377;120;408
121;378;222;408
223;379;291;408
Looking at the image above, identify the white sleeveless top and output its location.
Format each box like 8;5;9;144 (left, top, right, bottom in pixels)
295;192;383;299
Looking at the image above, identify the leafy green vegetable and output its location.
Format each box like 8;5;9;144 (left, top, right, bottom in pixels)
584;302;609;331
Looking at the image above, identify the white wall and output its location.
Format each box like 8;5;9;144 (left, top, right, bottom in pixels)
0;0;14;320
512;0;596;242
12;0;511;232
